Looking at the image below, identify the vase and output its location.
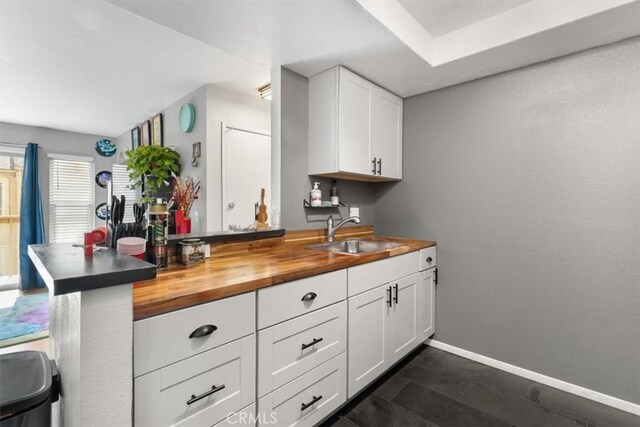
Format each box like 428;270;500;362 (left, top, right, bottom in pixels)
175;209;192;234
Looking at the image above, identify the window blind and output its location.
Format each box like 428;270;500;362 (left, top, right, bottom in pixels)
111;164;141;223
49;156;95;243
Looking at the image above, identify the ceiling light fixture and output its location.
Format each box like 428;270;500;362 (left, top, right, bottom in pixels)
258;83;271;100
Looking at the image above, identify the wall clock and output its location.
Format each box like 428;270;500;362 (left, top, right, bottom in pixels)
179;103;196;133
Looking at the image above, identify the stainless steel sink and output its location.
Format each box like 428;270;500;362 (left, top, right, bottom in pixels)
306;239;403;255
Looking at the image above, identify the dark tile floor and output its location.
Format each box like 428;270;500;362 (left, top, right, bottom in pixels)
322;345;640;427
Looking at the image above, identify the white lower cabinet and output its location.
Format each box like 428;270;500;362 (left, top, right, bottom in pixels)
257;353;347;427
348;273;420;398
347;284;390;397
389;274;419;363
418;268;436;341
134;334;256;427
258;302;347;397
134;247;436;427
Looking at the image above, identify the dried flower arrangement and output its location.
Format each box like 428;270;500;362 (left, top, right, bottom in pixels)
171;175;201;218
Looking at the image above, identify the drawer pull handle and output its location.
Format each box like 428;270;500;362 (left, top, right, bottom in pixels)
301;337;323;350
371;157;377;174
187;384;225;405
189;324;217;339
387;286;392;307
393;283;399;304
301;292;317;302
426;256;433;263
301;395;323;411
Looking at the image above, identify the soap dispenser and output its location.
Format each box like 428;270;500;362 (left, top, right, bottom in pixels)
310;182;322;207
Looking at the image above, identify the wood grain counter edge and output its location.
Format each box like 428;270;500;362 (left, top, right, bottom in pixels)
133;228;435;320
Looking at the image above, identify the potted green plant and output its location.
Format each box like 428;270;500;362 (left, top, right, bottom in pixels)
125;145;181;203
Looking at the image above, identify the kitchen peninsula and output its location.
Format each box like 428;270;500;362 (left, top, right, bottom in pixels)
30;226;437;426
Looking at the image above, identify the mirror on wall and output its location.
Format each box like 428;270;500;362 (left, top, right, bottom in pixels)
111;82;273;236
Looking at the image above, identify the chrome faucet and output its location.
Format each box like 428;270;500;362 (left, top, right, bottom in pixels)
326;215;361;242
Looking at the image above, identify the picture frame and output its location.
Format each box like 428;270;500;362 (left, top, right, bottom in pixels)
151;113;163;146
130;127;140;149
140;121;151;146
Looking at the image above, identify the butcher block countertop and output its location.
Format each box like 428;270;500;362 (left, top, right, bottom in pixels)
133;226;435;320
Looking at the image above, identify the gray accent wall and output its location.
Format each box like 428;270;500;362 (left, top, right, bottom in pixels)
280;67;375;230
374;38;640;404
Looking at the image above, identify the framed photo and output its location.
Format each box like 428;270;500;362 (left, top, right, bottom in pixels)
151;113;163;146
140;121;151;146
130;127;140;149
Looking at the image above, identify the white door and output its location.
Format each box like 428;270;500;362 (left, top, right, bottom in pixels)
347;284;390;398
371;86;403;179
222;125;271;230
389;274;419;363
419;269;436;341
338;67;373;176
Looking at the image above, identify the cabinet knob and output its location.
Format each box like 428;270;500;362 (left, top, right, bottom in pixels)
426;257;433;263
228;202;235;209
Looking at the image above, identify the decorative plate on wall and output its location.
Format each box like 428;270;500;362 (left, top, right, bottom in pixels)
179;103;196;133
95;203;110;220
95;139;117;157
95;170;112;188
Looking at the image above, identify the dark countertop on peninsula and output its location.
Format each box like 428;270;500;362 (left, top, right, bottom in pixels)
28;243;157;295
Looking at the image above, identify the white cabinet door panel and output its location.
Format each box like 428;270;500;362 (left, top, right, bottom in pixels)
338;67;372;176
419;269;436;341
389;274;419;363
347;284;390;398
372;86;403;179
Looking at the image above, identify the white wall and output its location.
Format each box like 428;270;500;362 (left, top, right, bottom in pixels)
0;121;115;239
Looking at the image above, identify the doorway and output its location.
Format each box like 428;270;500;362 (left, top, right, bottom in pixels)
0;150;23;288
222;124;271;230
0;148;48;348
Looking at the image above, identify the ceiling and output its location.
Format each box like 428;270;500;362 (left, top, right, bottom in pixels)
3;0;640;136
397;0;530;37
0;1;269;137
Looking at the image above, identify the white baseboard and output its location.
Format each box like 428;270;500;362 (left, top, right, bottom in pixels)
425;339;640;416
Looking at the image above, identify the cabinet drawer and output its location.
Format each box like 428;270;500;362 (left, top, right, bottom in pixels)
348;252;419;296
258;302;347;397
135;334;256;427
257;353;346;427
419;247;437;271
258;270;346;329
213;403;256;427
134;292;255;376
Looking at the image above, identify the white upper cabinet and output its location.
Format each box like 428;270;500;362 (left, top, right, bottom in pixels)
371;86;403;179
309;66;403;182
338;68;372;176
